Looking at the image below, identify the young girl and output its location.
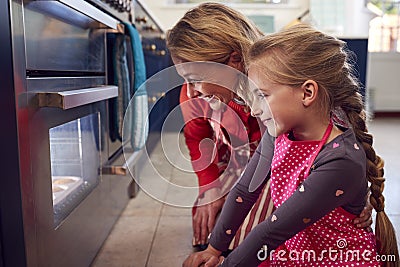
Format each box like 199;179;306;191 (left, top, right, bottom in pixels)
183;24;399;267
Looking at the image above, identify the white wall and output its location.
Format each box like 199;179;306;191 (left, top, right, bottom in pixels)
137;0;310;32
137;0;400;112
367;53;400;112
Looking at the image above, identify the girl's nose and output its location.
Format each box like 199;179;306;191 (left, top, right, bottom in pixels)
251;107;263;117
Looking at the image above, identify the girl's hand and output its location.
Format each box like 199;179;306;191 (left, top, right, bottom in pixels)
202;256;225;267
353;202;373;231
183;245;222;267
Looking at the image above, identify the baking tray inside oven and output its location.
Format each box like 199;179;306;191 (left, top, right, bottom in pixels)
52;175;94;226
52;176;83;206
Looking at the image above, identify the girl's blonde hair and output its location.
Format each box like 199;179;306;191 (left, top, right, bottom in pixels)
166;2;263;67
248;23;398;266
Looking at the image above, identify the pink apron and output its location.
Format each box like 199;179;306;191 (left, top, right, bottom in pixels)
260;123;380;266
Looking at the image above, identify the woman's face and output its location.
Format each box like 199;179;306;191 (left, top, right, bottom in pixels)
172;55;239;107
248;64;304;137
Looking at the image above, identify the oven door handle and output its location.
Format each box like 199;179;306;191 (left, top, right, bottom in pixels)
102;149;143;176
37;85;118;110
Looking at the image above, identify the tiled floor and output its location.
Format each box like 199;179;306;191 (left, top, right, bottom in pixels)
91;130;196;267
91;117;400;267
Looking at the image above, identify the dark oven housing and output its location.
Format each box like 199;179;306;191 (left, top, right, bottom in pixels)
1;0;141;266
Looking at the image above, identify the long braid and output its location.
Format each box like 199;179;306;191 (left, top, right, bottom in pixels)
340;83;399;266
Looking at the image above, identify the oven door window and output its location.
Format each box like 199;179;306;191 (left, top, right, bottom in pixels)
50;113;101;226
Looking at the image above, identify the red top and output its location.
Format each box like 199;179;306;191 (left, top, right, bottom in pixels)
179;84;263;195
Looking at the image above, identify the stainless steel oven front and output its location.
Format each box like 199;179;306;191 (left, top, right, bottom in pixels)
6;0;135;266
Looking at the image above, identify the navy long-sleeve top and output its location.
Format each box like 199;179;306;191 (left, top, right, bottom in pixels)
208;128;369;266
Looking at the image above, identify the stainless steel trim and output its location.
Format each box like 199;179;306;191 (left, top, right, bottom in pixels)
37;85;118;109
47;0;120;29
102;150;143;175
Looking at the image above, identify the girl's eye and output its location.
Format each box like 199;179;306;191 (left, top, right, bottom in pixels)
253;88;269;99
258;93;269;99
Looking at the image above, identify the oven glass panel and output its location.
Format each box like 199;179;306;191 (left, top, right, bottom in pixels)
24;3;105;73
50;113;101;226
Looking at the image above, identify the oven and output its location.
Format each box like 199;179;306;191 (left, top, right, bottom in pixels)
1;0;141;266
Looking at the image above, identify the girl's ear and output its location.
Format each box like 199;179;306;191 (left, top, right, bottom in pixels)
301;80;318;107
227;51;244;72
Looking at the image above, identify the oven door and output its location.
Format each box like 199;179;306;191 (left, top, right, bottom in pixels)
26;77;119;267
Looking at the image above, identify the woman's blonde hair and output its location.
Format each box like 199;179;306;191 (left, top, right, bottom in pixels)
248;23;398;266
166;2;263;68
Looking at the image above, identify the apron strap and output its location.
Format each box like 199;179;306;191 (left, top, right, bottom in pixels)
304;121;333;178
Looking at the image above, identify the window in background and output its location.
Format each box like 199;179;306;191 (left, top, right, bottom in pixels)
309;0;346;36
368;0;400;52
248;15;275;33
